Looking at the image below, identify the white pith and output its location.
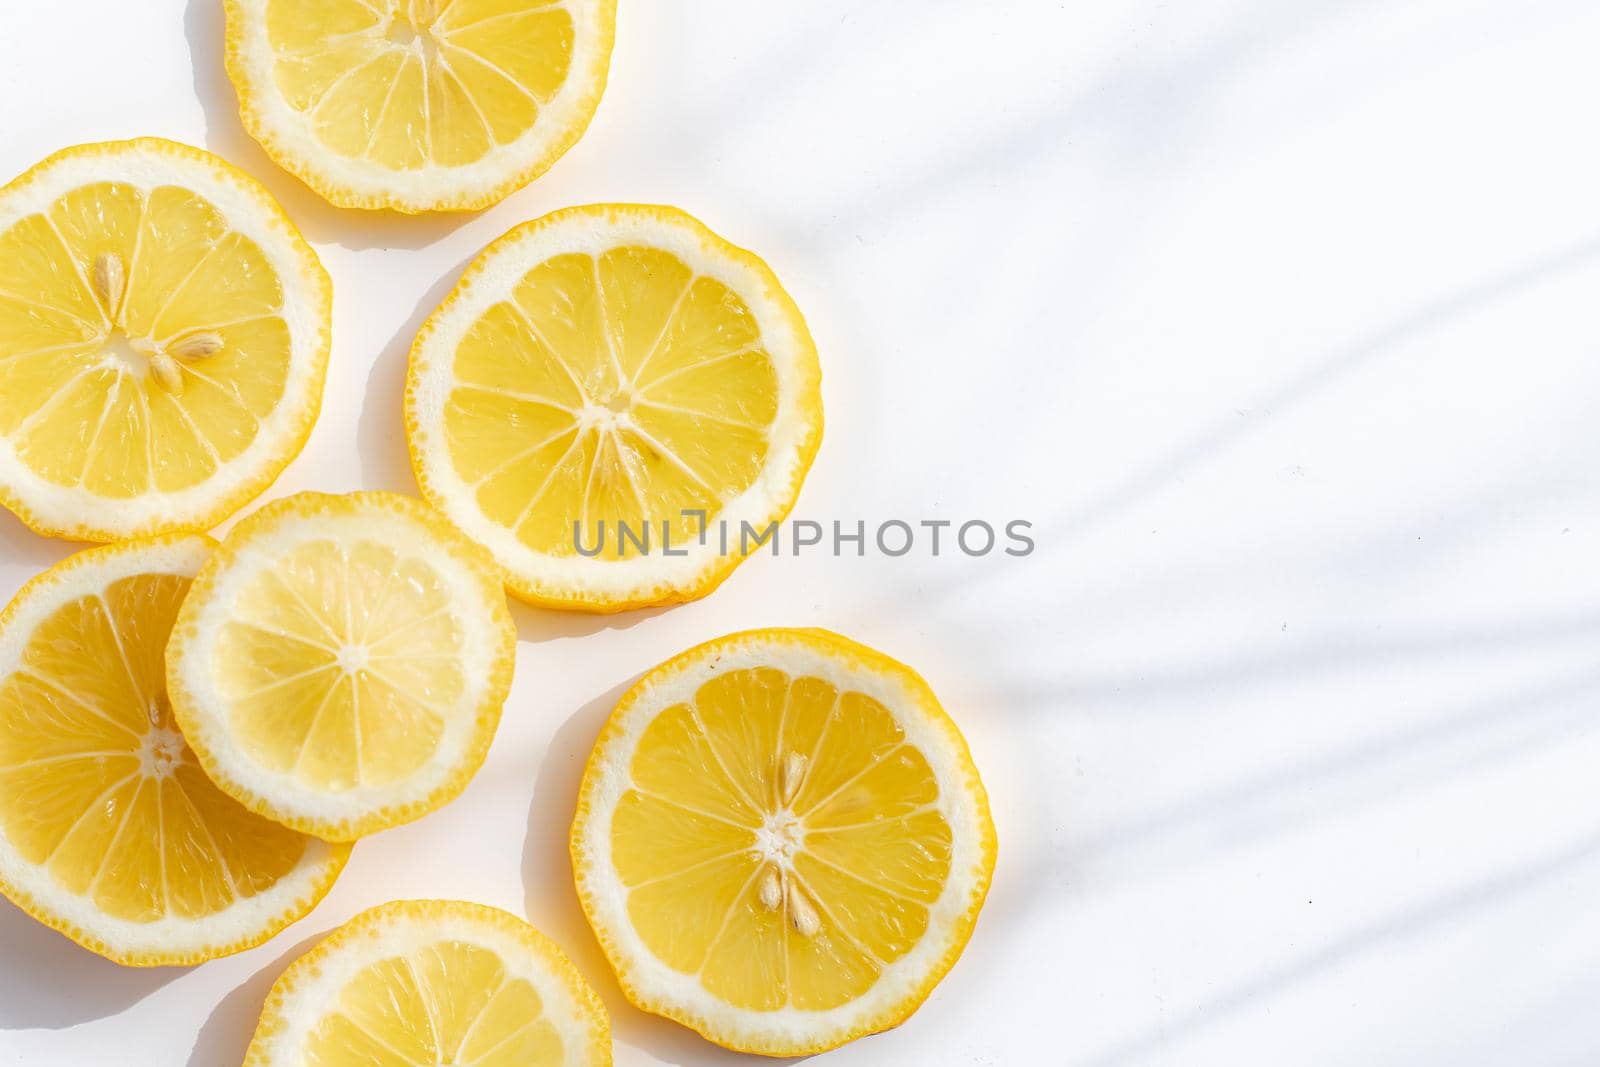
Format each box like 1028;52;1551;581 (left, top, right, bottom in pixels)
0;140;329;538
409;206;822;606
572;631;992;1052
247;902;606;1067
0;537;344;961
170;497;510;831
227;0;614;210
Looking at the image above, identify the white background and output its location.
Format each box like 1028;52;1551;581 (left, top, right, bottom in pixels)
4;1;1600;1064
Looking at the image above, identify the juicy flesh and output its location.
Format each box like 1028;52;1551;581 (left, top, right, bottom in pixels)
306;938;564;1066
211;539;465;791
266;0;578;169
613;668;953;1011
0;573;308;922
0;181;291;496
445;248;780;559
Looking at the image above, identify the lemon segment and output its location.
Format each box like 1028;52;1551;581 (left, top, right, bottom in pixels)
0;536;349;966
226;0;616;212
0;139;331;541
244;899;611;1067
406;204;824;612
570;628;995;1055
166;491;516;841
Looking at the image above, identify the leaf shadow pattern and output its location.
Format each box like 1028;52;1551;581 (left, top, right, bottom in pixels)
1077;826;1600;1067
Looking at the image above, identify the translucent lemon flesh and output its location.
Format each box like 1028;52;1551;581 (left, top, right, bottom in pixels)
0;572;314;924
266;0;577;171
445;248;780;559
613;666;952;1011
306;938;565;1065
211;538;467;793
0;182;291;497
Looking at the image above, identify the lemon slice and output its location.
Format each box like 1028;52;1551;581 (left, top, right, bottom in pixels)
244;899;611;1066
166;491;516;841
0;536;349;966
570;628;996;1055
225;0;616;212
406;204;824;612
0;139;331;542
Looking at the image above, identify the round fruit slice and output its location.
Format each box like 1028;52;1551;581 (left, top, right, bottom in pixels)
406;204;824;612
0;535;350;966
244;899;611;1066
0;138;332;542
225;0;617;212
570;628;996;1055
166;491;516;841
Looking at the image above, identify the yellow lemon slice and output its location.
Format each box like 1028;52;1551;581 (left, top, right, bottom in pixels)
225;0;617;212
0;139;331;541
166;491;516;841
570;628;996;1055
0;536;349;966
244;899;611;1066
406;204;824;612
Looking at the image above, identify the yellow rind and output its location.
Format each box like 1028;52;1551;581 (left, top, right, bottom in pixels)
404;204;825;613
0;535;352;967
0;139;332;543
569;627;996;1056
243;899;613;1066
223;0;618;214
166;491;517;841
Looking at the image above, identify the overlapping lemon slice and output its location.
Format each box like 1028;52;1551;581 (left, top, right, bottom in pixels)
0;536;349;966
244;899;611;1066
406;204;824;612
225;0;617;212
0;139;331;541
166;491;516;841
570;628;995;1055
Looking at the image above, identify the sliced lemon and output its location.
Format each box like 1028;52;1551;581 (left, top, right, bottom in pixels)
0;138;331;542
406;204;824;612
244;899;611;1066
0;535;349;966
166;491;516;841
570;628;996;1055
225;0;616;212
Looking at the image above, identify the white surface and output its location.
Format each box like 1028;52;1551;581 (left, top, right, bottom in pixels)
3;1;1600;1064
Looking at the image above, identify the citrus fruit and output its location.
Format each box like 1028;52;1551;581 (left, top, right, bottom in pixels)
406;204;824;612
166;491;516;841
0;138;332;542
225;0;617;212
0;535;350;966
244;899;611;1066
570;628;996;1055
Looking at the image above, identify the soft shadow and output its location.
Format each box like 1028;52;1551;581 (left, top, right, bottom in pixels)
0;897;184;1029
522;679;808;1065
510;599;674;644
186;930;326;1067
356;253;478;492
0;507;74;574
182;0;470;251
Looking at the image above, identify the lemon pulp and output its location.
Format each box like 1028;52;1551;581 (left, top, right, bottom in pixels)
445;248;780;559
614;666;951;1009
267;0;578;170
0;571;314;923
0;182;291;496
307;939;563;1064
211;536;467;792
